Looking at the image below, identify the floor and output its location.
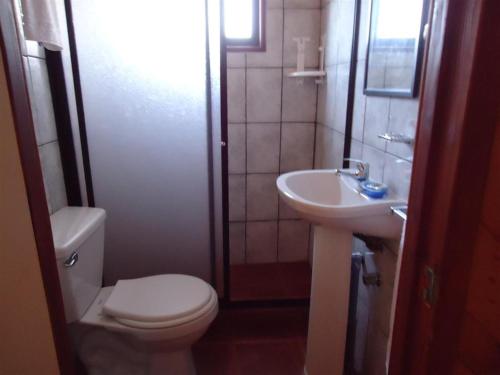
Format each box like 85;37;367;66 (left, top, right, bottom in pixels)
193;307;309;375
230;262;312;301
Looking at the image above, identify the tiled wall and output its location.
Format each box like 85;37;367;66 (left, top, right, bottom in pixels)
22;42;68;214
227;0;322;265
316;0;419;373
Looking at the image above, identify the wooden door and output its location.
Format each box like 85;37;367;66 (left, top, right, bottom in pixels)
388;0;500;373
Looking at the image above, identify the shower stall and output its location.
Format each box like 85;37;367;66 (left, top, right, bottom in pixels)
68;0;224;288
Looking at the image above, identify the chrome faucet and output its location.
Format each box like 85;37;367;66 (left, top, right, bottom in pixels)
334;158;370;180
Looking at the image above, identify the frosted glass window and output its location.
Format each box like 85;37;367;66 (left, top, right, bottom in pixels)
224;0;254;39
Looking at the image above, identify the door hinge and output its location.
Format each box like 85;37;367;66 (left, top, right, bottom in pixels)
423;266;438;307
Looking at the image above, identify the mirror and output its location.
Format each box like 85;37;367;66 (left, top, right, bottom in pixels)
364;0;428;97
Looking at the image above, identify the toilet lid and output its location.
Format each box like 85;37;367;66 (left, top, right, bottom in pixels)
103;274;214;327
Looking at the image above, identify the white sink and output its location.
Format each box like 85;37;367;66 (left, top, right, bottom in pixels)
276;169;406;375
277;169;405;239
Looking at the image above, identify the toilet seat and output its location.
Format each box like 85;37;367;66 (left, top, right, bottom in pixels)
103;274;217;329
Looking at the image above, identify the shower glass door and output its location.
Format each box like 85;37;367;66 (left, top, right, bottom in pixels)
70;0;222;286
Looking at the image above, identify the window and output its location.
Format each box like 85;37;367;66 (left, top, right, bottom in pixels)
223;0;265;51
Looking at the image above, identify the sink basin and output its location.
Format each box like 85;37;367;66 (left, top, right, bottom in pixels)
277;169;406;239
277;169;407;375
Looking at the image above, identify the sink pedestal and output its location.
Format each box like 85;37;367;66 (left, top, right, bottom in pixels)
305;226;352;375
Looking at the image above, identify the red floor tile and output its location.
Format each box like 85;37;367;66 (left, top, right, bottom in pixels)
230;262;312;301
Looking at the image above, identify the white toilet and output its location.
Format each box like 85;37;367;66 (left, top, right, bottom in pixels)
50;206;218;375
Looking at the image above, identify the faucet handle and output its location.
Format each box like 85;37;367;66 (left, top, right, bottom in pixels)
343;158;370;179
343;158;368;168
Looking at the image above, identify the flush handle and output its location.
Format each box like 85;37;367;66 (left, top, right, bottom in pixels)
64;251;79;267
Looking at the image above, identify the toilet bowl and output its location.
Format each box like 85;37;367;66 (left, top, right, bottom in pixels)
50;207;218;375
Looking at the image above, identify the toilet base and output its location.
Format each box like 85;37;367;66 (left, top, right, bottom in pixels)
71;324;197;375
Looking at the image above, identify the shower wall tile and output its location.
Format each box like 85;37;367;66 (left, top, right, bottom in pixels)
228;175;246;221
246;174;279;220
283;9;321;68
285;0;321;9
226;5;322;264
227;68;246;122
39;142;67;214
279;196;301;219
268;0;284;8
246;9;283;68
227;52;246;68
247;123;281;173
278;220;310;262
229;223;246;265
246;221;278;263
27;57;58;146
246;68;282;122
280;123;315;172
282;69;318;122
228;124;246;174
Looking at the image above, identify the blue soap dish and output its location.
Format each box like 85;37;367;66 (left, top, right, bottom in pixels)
360;181;388;199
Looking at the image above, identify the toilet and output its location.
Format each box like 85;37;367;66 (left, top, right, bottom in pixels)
50;207;218;375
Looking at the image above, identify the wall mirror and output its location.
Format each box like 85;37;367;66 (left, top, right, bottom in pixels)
364;0;428;97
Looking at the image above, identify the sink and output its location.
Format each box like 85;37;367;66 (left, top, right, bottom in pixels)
276;169;406;375
277;169;405;239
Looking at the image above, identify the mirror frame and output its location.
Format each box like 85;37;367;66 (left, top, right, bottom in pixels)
363;0;429;98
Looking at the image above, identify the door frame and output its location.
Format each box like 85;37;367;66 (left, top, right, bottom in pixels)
388;0;500;373
0;0;76;373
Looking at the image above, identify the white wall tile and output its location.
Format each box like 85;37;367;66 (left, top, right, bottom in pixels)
361;144;385;183
363;96;390;150
228;124;246;174
246;221;278;263
228;174;246;221
332;63;350;132
246;174;279;220
247;9;284;68
386;98;419;160
38;142;67;214
282;69;318;122
26;41;45;58
227;68;246;122
229;223;246;264
382;155;412;200
280;123;315;172
352;61;366;142
337;0;356;64
278;220;310;261
247;123;281;173
246;68;282;122
357;0;371;60
318;65;337;127
27;57;58;146
323;2;339;67
283;9;321;68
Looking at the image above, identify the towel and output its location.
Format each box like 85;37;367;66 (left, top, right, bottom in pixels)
21;0;63;51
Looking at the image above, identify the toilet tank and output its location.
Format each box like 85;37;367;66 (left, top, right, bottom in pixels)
50;207;106;323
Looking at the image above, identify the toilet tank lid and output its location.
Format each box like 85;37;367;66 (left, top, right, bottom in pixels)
50;207;106;259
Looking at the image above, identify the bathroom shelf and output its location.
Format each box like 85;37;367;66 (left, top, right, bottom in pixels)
288;70;327;78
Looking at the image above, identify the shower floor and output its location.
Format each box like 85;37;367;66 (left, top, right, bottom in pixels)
230;262;312;301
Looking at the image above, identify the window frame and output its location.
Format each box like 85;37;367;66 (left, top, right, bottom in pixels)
224;0;266;52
